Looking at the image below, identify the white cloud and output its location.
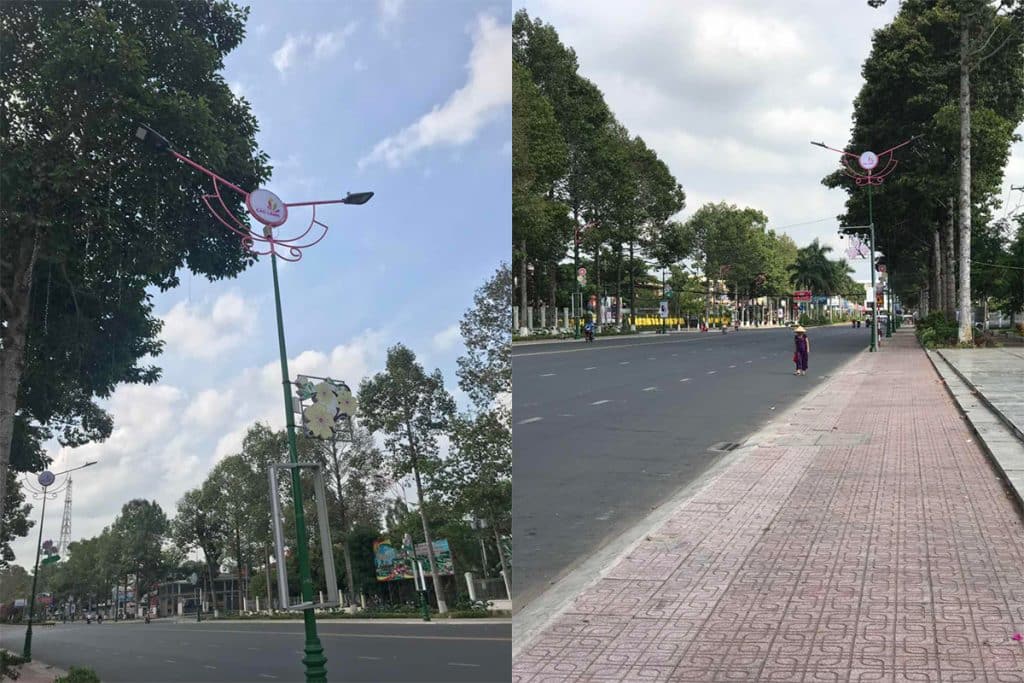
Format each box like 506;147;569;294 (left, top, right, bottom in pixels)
229;81;246;98
159;291;257;360
273;26;357;76
314;23;358;60
359;14;511;169
431;324;461;352
272;34;309;74
13;329;393;565
378;0;406;31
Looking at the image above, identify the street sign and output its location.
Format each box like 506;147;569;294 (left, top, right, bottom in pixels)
577;267;587;286
876;293;884;308
41;555;60;566
38;471;55;487
659;301;669;318
793;290;812;302
189;573;198;585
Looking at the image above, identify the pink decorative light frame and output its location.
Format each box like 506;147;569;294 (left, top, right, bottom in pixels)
170;150;352;262
813;136;920;186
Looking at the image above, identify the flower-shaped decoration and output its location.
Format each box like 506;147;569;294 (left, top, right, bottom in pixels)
303;402;336;439
299;378;358;439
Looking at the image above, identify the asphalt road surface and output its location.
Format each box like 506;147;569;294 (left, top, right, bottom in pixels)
512;324;870;611
0;619;511;682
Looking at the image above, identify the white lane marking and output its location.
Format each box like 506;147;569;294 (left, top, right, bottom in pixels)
619;361;630;365
204;666;217;670
592;400;611;405
707;370;717;375
729;365;736;368
259;676;277;680
585;366;597;370
513;335;709;357
746;360;753;364
247;647;259;651
672;353;678;356
642;386;657;392
165;660;177;664
449;663;481;668
680;378;691;382
648;357;656;360
540;373;556;377
358;656;382;661
558;413;575;417
518;417;543;425
761;356;767;359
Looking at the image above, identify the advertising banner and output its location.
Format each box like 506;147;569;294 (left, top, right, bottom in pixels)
374;538;454;582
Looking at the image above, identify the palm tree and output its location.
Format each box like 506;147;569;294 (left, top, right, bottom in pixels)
787;239;835;293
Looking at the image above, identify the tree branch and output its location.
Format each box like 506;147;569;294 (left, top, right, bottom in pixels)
974;24;1023;64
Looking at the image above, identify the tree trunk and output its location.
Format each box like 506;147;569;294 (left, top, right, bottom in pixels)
330;440;357;607
0;234;40;512
519;241;528;335
945;201;957;320
957;19;973;344
933;228;943;315
549;264;557;329
629;240;636;331
264;543;273;611
411;461;447;613
492;524;511;600
615;247;623;328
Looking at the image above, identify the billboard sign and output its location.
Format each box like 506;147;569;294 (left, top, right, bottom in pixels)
374;538;454;581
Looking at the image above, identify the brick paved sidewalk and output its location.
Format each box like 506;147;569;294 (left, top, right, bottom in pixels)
513;331;1024;682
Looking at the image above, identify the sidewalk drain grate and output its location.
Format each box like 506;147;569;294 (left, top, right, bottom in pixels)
708;441;741;452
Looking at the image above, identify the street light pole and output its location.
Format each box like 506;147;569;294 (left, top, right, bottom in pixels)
134;123;371;683
812;135;919;352
23;462;96;660
270;247;327;680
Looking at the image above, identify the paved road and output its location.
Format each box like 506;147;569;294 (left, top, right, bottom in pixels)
512;324;870;611
0;619;511;682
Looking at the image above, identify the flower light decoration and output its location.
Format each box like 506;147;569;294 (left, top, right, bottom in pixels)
295;376;357;440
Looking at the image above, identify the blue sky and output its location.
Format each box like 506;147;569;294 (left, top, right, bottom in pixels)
13;0;511;566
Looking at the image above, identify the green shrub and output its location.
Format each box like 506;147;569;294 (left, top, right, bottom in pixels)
55;667;101;683
1;649;27;680
915;312;957;347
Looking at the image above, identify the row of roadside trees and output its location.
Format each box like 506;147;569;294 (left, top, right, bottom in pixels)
512;10;872;335
2;264;512;618
832;0;1024;339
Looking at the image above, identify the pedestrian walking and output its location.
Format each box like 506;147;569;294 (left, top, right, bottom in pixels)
793;325;810;375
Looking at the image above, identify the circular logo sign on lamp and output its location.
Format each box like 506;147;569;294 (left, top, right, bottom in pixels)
38;470;55;487
858;151;878;171
246;188;288;227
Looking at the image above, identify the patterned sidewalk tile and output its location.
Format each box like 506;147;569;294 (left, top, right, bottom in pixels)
513;332;1024;682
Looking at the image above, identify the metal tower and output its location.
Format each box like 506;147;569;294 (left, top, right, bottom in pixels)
57;476;73;557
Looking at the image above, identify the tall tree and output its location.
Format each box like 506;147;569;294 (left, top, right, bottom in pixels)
109;499;169;613
456;263;512;410
0;0;271;520
512;61;568;332
358;345;456;613
173;487;227;615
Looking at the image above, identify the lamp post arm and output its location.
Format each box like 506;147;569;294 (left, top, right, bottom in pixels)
169;151;249;196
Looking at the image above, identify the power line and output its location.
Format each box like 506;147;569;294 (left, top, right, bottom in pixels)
972;259;1024;271
769;217;837;231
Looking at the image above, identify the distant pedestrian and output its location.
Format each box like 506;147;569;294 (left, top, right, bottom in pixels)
793;326;810;375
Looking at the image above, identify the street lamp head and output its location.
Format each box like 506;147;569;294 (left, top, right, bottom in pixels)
134;123;173;153
341;191;374;205
810;141;827;148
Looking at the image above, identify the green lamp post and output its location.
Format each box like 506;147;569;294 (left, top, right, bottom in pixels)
22;461;97;660
135;123;372;682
